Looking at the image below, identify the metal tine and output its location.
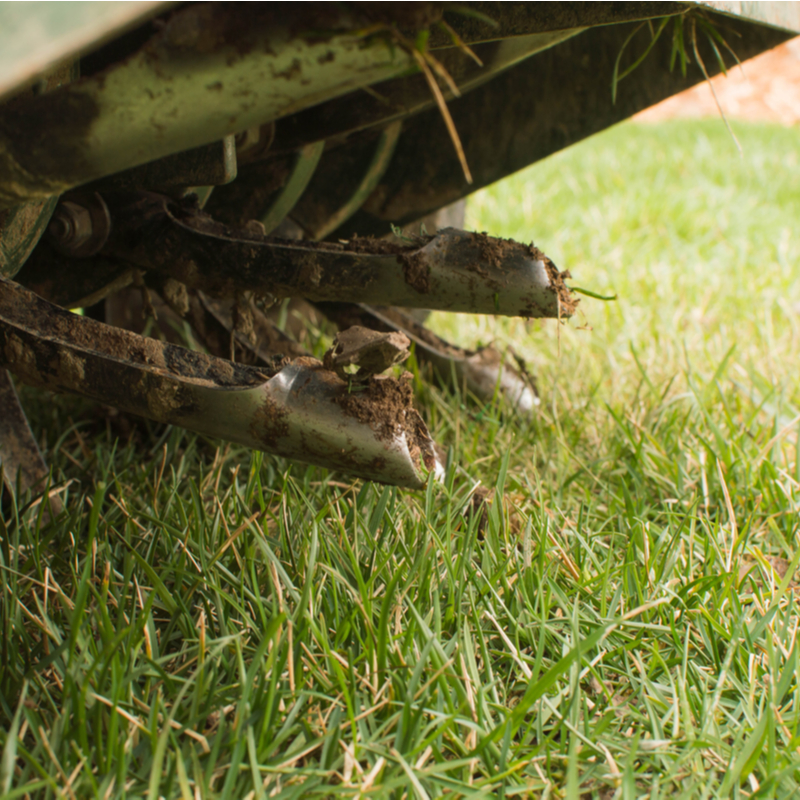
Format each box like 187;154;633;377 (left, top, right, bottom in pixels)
0;277;441;488
140;278;309;364
192;290;308;363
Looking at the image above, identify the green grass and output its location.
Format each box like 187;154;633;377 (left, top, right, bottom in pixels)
4;118;800;798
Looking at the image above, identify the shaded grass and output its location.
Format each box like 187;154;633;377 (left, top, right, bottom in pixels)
3;119;800;797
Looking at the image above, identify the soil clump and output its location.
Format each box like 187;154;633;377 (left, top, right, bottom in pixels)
334;374;415;442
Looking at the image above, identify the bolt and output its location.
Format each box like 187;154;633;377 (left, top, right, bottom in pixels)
45;194;110;258
46;212;72;241
47;202;93;251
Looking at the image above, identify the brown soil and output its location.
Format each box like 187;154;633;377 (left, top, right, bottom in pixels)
544;260;577;317
635;37;800;124
466;233;575;317
399;251;432;294
323;325;410;379
343;234;430;255
468;232;549;274
334;374;414;442
2;279;268;390
250;392;290;449
738;556;798;589
471;232;501;273
178;200;427;260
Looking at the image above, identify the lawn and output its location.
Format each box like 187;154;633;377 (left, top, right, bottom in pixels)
3;118;800;798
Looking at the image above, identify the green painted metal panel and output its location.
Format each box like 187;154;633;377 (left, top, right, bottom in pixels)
0;1;168;100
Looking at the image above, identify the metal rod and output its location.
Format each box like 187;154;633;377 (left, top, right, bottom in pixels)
259;142;325;235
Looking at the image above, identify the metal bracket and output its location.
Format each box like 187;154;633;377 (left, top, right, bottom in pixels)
89;136;239;194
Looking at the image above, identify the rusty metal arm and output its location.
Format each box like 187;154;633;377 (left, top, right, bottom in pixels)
0;277;441;488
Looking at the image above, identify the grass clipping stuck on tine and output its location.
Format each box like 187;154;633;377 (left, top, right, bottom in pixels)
357;15;481;185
